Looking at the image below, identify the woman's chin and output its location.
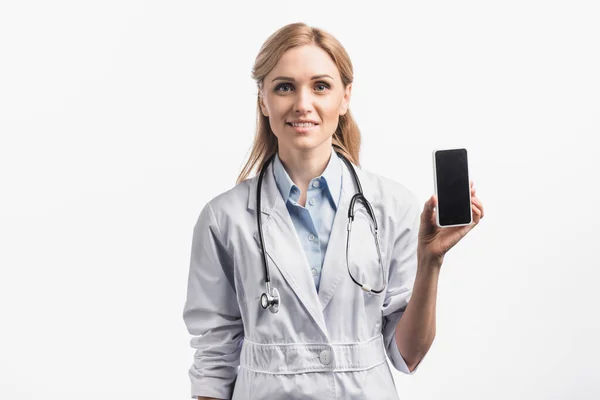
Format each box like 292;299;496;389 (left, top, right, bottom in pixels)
285;135;310;144
283;138;331;153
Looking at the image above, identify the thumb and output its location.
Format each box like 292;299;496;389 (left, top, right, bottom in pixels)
423;195;437;224
422;196;434;220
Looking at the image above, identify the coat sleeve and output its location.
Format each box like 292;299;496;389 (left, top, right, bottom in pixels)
381;191;424;375
183;202;244;399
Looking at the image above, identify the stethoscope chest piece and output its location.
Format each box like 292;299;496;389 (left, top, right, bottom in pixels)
260;284;280;314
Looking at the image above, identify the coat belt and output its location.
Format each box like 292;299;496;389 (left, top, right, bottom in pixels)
239;334;387;374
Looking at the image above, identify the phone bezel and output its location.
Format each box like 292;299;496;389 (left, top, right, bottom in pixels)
432;147;473;228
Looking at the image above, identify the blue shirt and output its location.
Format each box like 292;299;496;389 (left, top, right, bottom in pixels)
272;147;343;292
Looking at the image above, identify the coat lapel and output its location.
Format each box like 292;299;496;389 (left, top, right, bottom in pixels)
246;153;379;333
249;160;329;337
317;156;377;311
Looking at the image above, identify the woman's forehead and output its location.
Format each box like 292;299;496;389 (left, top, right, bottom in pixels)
268;45;342;82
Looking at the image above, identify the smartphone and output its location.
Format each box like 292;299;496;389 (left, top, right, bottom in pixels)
432;148;472;228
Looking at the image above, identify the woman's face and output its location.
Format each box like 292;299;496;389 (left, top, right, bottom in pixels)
259;44;352;156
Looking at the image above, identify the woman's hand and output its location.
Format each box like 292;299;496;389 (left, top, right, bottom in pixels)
418;180;484;266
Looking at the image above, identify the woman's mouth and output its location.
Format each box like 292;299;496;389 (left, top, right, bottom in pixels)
286;122;319;133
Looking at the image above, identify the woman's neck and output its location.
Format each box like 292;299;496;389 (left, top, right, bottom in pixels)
278;144;333;193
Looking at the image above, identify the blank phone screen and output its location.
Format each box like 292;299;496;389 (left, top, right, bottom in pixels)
434;149;471;226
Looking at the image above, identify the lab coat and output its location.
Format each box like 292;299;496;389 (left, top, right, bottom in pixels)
183;156;422;399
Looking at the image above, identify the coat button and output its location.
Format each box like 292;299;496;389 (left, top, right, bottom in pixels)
319;349;332;365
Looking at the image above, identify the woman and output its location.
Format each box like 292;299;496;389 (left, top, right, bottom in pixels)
183;22;484;400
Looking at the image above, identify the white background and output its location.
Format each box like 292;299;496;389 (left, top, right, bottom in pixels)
1;1;599;399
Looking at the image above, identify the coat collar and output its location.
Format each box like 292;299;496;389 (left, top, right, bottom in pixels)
271;147;343;210
248;151;379;338
247;151;377;216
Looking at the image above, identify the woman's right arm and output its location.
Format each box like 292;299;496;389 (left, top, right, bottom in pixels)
183;202;244;400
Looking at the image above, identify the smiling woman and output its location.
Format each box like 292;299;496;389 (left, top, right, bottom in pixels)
183;22;436;400
237;23;361;190
258;45;351;171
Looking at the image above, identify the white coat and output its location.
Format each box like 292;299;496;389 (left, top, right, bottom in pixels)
183;154;422;399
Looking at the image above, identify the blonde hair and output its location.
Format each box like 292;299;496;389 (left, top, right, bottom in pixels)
235;22;362;185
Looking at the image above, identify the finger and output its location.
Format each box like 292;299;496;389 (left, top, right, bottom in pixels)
472;204;482;222
471;197;484;219
423;196;437;224
424;195;435;215
421;197;431;220
421;197;435;233
430;196;438;225
476;197;483;218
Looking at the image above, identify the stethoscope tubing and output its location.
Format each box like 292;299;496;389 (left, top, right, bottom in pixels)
257;149;386;313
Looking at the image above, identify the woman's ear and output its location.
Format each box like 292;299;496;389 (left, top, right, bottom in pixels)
259;90;269;117
339;83;352;116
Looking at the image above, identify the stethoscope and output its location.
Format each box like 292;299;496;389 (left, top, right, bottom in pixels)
258;148;386;313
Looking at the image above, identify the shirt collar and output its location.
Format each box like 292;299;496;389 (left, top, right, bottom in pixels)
272;147;342;209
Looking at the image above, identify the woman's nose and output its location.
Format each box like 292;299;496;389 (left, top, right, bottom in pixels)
294;88;314;113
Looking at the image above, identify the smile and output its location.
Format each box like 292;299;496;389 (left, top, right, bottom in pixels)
287;122;318;127
286;122;319;133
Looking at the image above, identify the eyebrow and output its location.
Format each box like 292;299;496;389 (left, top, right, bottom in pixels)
271;74;334;83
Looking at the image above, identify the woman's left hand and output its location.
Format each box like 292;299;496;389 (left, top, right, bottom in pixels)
418;180;484;265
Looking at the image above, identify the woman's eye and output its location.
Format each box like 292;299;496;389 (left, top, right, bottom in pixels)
315;82;330;91
275;82;330;93
275;83;293;92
